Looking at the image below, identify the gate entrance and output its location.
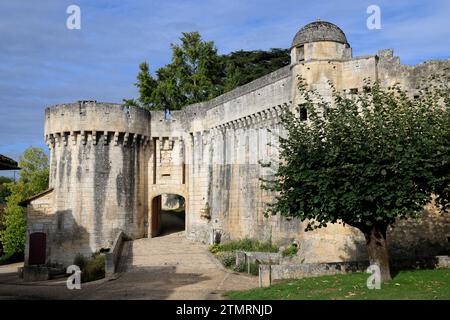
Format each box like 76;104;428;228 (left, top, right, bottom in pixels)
149;194;185;237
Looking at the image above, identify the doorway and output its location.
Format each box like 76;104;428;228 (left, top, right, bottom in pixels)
28;232;46;265
150;194;185;237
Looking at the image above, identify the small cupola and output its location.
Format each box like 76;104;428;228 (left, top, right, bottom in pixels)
291;20;352;64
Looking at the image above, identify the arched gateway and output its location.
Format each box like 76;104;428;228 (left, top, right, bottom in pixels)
148;193;186;237
23;21;450;267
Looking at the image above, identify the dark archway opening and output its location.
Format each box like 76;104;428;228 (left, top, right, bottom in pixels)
151;194;185;237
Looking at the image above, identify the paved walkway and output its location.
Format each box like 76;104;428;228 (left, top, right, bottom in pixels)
0;232;258;300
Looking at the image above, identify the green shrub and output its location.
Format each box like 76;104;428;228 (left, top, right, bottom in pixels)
0;251;24;265
208;243;221;255
0;205;26;255
215;251;236;268
0;147;49;255
282;245;298;257
73;253;87;270
81;253;105;283
209;238;278;254
232;262;246;273
210;239;278;273
248;261;260;276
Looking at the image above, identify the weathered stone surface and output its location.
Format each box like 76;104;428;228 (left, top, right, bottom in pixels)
237;252;282;266
105;231;127;277
23;266;50;282
259;265;272;288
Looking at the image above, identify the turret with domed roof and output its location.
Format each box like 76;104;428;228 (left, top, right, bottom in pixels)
291;20;352;64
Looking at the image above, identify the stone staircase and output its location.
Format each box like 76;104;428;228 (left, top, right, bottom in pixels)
102;231;259;299
119;231;220;273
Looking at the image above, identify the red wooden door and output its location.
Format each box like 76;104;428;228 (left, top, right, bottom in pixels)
29;232;46;265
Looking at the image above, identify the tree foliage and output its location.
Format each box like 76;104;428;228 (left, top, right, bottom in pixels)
220;48;290;88
126;32;223;110
0;176;13;204
263;75;450;281
125;32;290;110
0;147;49;255
123;62;158;109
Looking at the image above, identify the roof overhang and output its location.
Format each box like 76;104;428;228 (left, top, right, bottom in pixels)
0;155;20;170
19;188;54;207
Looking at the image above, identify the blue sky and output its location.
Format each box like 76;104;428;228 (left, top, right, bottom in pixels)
0;0;449;169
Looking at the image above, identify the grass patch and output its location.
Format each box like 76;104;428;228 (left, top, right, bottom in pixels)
209;238;278;254
225;268;450;300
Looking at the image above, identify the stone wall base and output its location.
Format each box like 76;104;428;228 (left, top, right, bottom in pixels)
259;255;450;287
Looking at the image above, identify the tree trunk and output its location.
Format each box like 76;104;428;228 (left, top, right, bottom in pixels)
363;224;392;282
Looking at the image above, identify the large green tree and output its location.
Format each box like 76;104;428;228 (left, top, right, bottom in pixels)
169;31;223;106
263;76;450;282
220;48;290;88
123;62;158;110
127;32;223;110
0;147;49;255
125;32;290;110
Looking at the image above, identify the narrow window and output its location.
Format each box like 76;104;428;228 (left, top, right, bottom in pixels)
300;106;308;121
297;45;305;62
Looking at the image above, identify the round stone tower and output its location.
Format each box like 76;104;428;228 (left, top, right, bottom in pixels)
290;21;354;106
290;20;352;64
44;101;151;261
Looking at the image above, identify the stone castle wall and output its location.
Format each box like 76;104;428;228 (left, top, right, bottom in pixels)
179;49;450;262
26;37;450;266
183;66;298;244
